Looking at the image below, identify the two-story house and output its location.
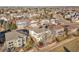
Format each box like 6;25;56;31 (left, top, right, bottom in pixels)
5;29;29;51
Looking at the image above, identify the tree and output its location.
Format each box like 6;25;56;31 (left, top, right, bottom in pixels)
77;29;79;36
12;24;17;30
9;23;17;30
0;20;4;25
55;37;60;42
24;36;34;50
64;27;68;36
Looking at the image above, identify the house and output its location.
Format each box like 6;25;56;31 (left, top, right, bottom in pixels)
40;19;49;25
16;19;30;29
16;21;27;29
30;20;39;28
29;27;51;43
64;14;71;20
71;16;79;23
0;17;10;30
64;23;79;35
5;29;29;51
50;18;64;25
48;24;65;37
0;17;9;21
50;18;57;25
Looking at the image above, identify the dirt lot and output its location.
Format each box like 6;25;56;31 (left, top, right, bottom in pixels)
51;38;79;52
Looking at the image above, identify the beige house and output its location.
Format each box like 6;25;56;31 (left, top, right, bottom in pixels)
64;24;79;35
5;30;27;50
48;24;65;37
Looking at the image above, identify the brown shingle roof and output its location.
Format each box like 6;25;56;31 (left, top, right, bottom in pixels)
48;24;64;30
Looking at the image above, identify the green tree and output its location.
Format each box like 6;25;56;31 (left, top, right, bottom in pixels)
64;27;68;36
9;23;17;30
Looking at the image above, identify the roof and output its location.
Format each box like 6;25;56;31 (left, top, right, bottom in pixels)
16;29;29;35
16;19;31;23
31;27;47;33
5;30;25;41
0;17;8;21
48;24;64;31
64;23;79;30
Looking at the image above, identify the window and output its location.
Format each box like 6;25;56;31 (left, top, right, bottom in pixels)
9;42;11;44
9;42;13;45
11;42;13;44
19;44;21;45
18;40;21;42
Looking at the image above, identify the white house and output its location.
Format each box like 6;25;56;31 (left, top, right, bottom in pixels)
50;18;58;25
0;17;9;21
40;19;49;25
29;28;51;42
16;21;29;29
64;14;71;19
30;20;39;28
